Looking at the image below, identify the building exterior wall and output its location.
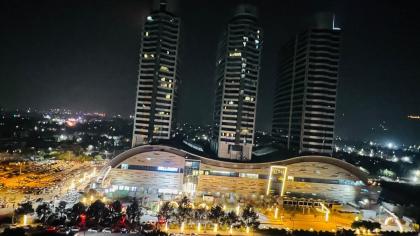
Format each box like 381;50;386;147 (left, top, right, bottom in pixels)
211;5;263;160
132;2;181;146
106;151;185;197
272;16;341;155
285;162;364;203
103;145;377;204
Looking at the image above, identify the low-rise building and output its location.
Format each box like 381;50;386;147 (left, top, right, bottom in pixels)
99;145;379;204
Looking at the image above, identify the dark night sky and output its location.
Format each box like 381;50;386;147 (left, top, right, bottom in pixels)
0;0;419;145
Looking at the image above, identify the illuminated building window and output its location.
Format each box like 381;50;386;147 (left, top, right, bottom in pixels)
147;16;153;21
144;54;148;58
145;32;149;37
229;52;242;57
151;54;154;58
161;77;166;81
121;163;129;169
239;173;258;179
245;96;251;101
165;94;171;99
160;66;169;72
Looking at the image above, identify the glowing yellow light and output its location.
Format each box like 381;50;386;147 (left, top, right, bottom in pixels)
102;197;106;202
213;223;218;233
197;223;201;232
181;222;185;232
165;222;168;231
229;225;233;234
23;214;28;226
266;166;288;196
229;52;242;57
274;207;278;219
90;195;94;202
223;205;226;210
320;203;330;222
236;205;240;215
309;228;314;232
246;226;250;234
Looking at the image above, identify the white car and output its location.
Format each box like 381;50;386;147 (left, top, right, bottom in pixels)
102;228;112;233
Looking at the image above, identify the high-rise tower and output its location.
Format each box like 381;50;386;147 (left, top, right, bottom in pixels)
132;1;181;147
211;5;263;160
272;13;341;155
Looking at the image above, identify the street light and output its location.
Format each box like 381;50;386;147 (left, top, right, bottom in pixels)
181;222;185;233
213;223;218;233
274;207;278;219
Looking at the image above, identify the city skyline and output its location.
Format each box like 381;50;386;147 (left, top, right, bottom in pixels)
1;0;419;145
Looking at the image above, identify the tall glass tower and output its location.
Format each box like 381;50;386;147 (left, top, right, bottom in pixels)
211;5;263;160
272;13;341;155
132;1;181;147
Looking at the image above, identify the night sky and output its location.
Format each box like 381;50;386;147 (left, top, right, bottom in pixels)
1;0;419;145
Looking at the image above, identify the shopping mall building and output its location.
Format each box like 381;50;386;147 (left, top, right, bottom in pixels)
98;144;380;205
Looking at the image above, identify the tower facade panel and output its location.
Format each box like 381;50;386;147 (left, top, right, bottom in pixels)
132;3;180;147
273;24;340;155
212;5;263;160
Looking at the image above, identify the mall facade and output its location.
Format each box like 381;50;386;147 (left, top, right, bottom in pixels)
98;145;380;205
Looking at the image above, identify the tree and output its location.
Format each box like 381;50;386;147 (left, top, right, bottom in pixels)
176;196;193;224
69;202;86;222
159;201;175;222
110;200;123;224
66;202;86;225
110;200;122;214
351;220;381;231
87;200;107;226
194;207;208;223
126;198;143;225
15;201;34;216
209;205;225;225
36;203;52;224
223;211;239;227
56;201;67;218
241;205;259;229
